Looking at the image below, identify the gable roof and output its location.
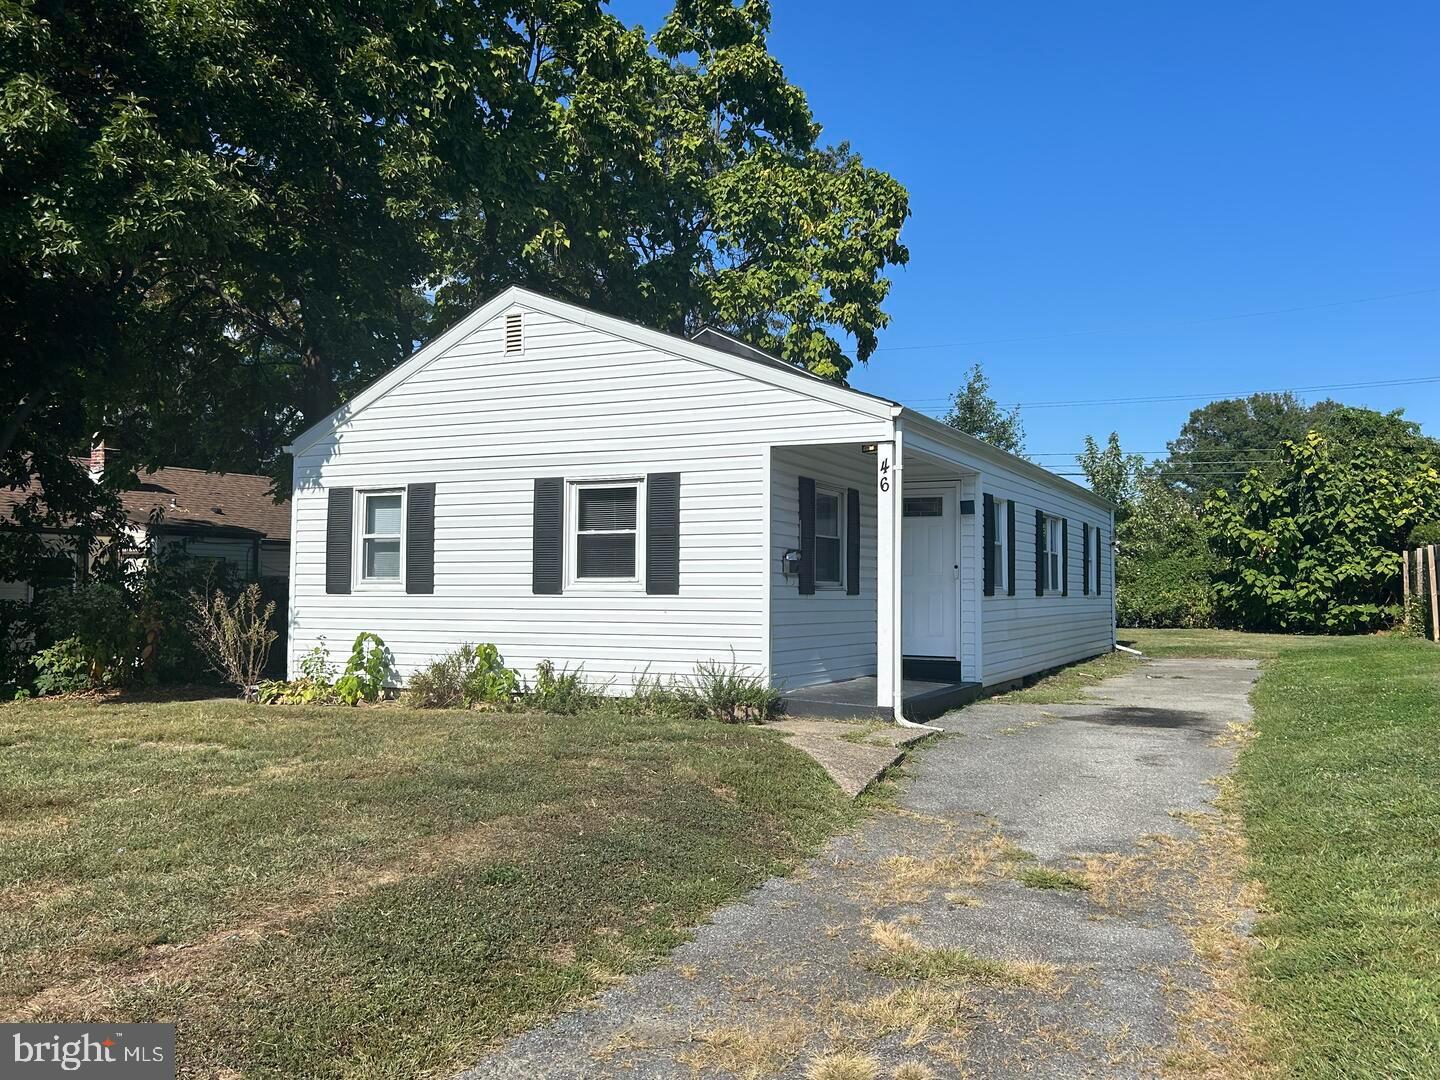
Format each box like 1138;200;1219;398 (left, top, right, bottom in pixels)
0;466;290;541
283;285;1111;512
285;286;899;456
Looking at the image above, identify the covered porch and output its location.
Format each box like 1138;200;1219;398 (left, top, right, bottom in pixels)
768;424;989;722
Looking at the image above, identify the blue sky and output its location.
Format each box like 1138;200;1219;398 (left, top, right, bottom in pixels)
613;0;1438;469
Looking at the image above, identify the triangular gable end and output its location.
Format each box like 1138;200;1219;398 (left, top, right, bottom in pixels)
285;286;896;456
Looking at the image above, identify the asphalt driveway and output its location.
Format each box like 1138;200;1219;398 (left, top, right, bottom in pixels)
464;657;1260;1079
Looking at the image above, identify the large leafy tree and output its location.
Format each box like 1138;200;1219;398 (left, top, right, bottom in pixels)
1204;432;1440;633
1160;392;1315;501
942;363;1025;457
2;0;910;573
1075;432;1146;518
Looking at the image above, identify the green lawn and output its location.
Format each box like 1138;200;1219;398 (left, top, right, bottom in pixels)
0;697;859;1078
1117;628;1440;1076
1235;634;1440;1077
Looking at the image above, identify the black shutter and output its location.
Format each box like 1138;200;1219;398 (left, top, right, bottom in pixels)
1035;509;1046;596
1061;517;1069;597
982;493;995;596
325;487;353;595
405;483;436;594
798;476;816;596
1082;522;1091;596
532;477;563;594
646;472;680;595
1007;499;1017;596
845;487;861;595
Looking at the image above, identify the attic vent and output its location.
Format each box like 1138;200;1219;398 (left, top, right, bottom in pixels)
504;311;524;354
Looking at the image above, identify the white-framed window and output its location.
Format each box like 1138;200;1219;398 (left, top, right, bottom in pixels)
569;478;645;588
1045;514;1063;592
358;489;405;586
815;487;844;586
990;497;1008;593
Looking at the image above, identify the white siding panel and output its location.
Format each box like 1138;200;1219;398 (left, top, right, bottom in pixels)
769;444;879;689
980;461;1114;685
289;306;884;691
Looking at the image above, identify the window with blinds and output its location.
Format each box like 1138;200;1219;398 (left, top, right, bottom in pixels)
575;484;638;579
815;489;842;585
361;491;404;581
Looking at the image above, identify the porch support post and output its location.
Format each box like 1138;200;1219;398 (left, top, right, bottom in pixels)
875;431;904;718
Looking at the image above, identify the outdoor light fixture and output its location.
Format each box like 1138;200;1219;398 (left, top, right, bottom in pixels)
861;443;878;454
781;549;802;578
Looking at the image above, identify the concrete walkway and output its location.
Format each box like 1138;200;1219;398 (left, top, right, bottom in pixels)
463;657;1260;1079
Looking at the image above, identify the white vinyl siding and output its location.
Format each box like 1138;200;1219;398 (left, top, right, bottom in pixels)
979;469;1112;686
289;305;887;690
770;444;878;690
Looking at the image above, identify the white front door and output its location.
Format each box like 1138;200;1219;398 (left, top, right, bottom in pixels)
901;487;958;658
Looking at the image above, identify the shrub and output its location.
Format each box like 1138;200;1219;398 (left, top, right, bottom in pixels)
404;643;520;709
1408;521;1440;549
31;637;90;696
527;660;604;714
334;632;391;705
683;656;782;723
134;548;236;682
187;584;278;700
37;582;139;686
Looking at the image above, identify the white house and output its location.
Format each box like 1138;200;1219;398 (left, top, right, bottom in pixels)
285;287;1115;721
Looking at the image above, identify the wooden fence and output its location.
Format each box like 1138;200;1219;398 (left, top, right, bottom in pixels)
1402;545;1439;642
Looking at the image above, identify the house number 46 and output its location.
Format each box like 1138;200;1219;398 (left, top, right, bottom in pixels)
879;457;890;492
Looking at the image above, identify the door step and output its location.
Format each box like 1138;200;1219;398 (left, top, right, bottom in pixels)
903;656;964;682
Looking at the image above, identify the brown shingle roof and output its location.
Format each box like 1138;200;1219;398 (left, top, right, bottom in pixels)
120;467;290;541
1;466;289;541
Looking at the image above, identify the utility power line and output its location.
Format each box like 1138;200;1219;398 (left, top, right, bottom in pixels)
903;373;1440;412
874;286;1440;353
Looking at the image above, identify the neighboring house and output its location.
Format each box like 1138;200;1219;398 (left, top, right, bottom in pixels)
0;447;291;601
285;287;1115;721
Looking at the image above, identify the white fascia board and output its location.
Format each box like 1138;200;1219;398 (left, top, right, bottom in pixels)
899;409;1116;513
285;286;896;456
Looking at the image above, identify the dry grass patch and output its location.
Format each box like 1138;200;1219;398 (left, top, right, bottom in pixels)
1059;802;1270;1077
805;1050;881;1080
891;1063;937;1080
866;832;1031;905
682;1016;813;1080
838;985;972;1047
860;921;1059;992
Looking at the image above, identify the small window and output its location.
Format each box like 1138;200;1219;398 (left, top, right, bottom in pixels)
360;491;404;582
991;498;1008;593
903;496;943;517
575;483;639;579
1046;515;1063;592
815;490;843;585
504;311;524;354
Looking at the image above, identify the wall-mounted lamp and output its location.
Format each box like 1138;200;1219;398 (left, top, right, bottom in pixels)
781;549;802;579
860;443;878;454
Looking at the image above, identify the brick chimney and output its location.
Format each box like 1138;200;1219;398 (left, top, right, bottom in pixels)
89;437;109;480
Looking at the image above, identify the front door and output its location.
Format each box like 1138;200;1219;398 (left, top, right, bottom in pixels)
901;487;958;658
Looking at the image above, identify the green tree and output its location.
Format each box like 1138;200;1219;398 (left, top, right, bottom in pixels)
1;0;909;576
1076;432;1146;518
942;363;1025;457
1115;467;1217;628
1204;432;1440;633
1161;392;1315;501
